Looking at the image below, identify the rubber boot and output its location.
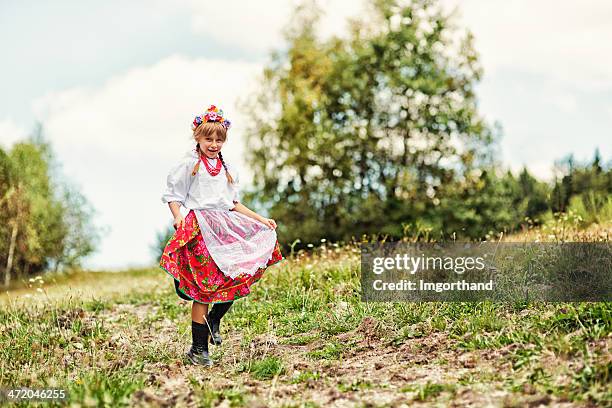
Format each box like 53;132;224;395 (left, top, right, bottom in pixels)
207;301;233;345
186;320;212;366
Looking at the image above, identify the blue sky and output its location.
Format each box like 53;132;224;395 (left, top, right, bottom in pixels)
1;0;610;269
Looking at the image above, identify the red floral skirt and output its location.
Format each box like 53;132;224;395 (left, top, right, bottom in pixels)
159;210;284;304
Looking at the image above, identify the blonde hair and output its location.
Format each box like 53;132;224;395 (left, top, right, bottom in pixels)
192;122;235;184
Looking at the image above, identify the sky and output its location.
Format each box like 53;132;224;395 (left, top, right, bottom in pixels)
1;0;610;270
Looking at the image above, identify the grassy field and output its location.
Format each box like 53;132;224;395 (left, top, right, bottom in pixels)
1;220;610;407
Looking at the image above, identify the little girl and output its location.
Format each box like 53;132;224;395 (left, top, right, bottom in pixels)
159;105;284;367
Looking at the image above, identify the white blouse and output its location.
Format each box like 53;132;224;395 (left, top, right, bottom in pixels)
161;150;241;211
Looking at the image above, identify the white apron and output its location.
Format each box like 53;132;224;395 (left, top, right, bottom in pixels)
193;208;278;279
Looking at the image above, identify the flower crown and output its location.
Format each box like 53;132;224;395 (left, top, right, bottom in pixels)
192;105;231;131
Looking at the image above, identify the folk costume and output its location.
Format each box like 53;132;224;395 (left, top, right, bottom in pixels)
159;105;283;366
160;149;283;305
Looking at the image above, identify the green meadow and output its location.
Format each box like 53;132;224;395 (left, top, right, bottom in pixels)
1;218;610;407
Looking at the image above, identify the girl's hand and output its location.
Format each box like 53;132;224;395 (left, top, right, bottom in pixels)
173;215;186;230
260;218;277;230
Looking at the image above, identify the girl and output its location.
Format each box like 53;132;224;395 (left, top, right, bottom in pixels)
159;105;284;367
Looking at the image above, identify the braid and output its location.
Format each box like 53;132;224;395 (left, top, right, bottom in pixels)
218;151;234;184
191;143;201;176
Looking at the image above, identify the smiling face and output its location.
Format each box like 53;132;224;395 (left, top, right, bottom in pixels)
197;133;225;159
193;122;227;159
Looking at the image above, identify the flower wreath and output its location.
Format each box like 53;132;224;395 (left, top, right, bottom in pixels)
192;105;232;131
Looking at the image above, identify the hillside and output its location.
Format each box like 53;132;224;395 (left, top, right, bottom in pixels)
1;220;610;407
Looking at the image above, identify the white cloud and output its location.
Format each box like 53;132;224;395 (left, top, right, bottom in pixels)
441;0;612;90
185;0;369;53
183;0;612;91
32;55;264;269
0;119;27;149
34;56;261;159
548;90;578;114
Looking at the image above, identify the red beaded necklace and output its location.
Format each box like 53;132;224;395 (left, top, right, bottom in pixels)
200;152;223;176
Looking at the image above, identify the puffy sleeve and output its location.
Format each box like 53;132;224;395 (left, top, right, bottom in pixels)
161;153;197;205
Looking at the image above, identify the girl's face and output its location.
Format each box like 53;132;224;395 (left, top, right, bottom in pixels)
197;134;225;159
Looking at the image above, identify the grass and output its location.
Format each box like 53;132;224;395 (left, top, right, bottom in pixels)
193;386;245;408
239;356;285;380
280;333;319;346
291;370;321;384
0;217;610;406
337;379;373;392
306;341;346;360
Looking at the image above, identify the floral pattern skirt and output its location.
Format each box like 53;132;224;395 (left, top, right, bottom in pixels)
159;210;284;304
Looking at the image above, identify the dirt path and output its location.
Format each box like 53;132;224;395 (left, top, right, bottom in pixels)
5;259;605;407
89;302;588;407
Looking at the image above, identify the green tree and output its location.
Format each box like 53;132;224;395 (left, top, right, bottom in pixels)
551;150;611;215
435;168;525;238
517;167;550;220
0;127;99;286
50;182;100;271
244;0;497;244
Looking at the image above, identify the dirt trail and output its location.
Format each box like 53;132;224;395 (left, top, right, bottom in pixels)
4;269;599;407
91;303;586;407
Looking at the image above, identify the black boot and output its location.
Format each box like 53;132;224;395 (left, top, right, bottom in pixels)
207;301;233;345
186;320;212;366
